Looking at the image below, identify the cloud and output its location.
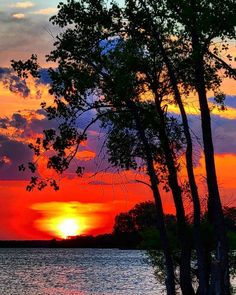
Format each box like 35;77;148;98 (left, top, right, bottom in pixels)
10;1;35;9
76;150;96;161
206;96;236;119
0;135;33;180
211;115;236;154
8;77;30;97
188;112;236;156
0;113;28;130
1;106;235;182
0;110;58;140
0;155;11;168
223;96;236;109
12;13;26;19
11;113;27;128
0;118;8;129
0;110;56;180
0;68;30;97
208;96;234;107
0;109;104;179
0;67;52;99
0;68;11;78
31;7;57;15
0;11;58;67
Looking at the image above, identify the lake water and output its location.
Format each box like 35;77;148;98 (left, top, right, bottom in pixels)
0;248;162;295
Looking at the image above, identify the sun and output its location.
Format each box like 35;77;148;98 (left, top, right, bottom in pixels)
31;202;96;239
57;218;80;239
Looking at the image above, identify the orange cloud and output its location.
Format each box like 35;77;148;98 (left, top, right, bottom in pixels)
10;1;35;8
12;13;26;19
0;80;52;117
76;150;96;161
31;8;57;15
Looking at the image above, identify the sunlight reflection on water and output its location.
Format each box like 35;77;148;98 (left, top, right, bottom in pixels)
0;248;162;295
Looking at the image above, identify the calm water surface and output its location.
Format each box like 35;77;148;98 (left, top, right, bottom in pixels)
0;248;162;295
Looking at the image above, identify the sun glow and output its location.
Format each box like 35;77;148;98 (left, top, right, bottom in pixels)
37;215;83;239
30;202;103;239
57;218;80;239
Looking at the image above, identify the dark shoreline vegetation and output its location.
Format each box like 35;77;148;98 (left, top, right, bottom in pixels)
0;234;235;250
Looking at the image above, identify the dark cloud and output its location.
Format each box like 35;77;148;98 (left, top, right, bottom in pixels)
224;96;236;109
0;112;51;180
211;115;236;154
0;113;28;130
0;118;9;129
0;136;33;180
187;113;236;156
0;134;9;141
0;156;10;168
0;110;59;138
0;108;109;179
0;67;30;97
8;76;30;97
2;101;236;181
11;114;27;128
167;111;236;167
0;68;11;77
29;116;58;134
209;95;236;109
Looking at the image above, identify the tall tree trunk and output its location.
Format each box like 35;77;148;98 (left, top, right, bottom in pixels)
152;93;195;295
154;35;209;294
191;32;230;295
127;100;176;295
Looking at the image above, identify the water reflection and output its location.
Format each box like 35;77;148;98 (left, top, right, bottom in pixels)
0;248;161;295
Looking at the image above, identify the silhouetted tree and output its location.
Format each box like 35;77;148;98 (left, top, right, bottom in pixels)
114;201;158;234
163;1;236;293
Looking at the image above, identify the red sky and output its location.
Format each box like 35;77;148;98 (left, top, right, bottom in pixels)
0;1;235;240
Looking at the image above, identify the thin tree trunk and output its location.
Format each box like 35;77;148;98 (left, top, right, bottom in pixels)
191;31;230;295
152;93;195;295
127;100;176;295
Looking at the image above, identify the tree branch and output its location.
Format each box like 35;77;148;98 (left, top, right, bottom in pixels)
136;179;152;188
208;51;236;78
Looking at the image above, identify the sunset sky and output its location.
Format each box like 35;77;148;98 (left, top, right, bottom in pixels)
0;0;235;240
